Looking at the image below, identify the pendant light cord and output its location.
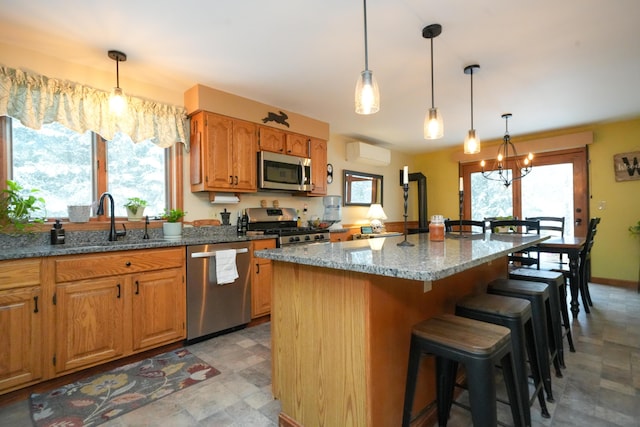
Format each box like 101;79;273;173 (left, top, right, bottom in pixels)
470;68;474;129
116;59;120;89
363;0;369;71
430;37;435;108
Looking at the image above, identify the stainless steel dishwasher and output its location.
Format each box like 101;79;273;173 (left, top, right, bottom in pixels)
186;241;251;342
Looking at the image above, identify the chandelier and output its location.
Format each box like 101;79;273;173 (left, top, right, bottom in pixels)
480;113;533;187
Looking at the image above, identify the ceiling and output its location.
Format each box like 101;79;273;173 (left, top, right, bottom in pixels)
1;0;640;153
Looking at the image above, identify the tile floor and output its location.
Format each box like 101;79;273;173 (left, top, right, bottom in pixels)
1;282;638;426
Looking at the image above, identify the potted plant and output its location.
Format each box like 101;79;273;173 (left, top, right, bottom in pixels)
0;180;46;234
124;197;148;221
161;208;186;240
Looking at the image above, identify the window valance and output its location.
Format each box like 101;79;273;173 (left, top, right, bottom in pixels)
0;66;188;149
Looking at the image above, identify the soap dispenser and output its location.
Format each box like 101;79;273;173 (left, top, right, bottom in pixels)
50;219;65;245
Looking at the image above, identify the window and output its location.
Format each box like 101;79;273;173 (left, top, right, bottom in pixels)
4;117;174;220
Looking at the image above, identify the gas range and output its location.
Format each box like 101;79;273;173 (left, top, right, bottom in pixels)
246;208;331;247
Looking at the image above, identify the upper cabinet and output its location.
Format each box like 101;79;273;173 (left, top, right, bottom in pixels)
259;126;309;158
190;111;257;193
308;137;327;196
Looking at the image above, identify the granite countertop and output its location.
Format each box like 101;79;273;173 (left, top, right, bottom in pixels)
255;232;549;284
0;226;278;261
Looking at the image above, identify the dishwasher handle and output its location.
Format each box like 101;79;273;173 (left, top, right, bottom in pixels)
190;247;249;259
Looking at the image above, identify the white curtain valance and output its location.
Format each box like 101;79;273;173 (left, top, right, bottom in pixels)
0;66;188;150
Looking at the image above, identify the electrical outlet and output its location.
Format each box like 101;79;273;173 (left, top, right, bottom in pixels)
598;200;606;210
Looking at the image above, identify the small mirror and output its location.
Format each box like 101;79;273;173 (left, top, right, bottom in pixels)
343;170;383;206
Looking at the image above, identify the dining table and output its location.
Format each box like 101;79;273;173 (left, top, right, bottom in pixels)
536;236;587;318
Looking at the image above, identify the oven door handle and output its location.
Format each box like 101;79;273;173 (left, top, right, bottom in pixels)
191;248;249;258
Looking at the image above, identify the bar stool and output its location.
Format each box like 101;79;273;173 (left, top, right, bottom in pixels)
456;294;550;425
402;314;524;427
510;268;575;359
487;279;559;403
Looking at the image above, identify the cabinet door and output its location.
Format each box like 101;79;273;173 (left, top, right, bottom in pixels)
252;239;276;318
131;268;185;352
258;126;286;153
232;120;258;191
204;112;234;190
0;286;42;392
309;138;328;195
55;277;125;373
286;133;309;157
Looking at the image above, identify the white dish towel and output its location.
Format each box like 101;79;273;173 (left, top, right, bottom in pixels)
215;249;239;285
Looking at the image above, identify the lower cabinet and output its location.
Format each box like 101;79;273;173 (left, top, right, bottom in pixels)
53;248;186;375
0;258;42;393
251;239;276;318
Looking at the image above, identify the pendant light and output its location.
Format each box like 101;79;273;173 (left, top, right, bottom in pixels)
463;64;480;154
480;113;534;187
355;0;380;115
108;50;127;116
422;24;443;139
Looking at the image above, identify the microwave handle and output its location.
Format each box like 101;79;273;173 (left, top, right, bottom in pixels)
299;158;307;186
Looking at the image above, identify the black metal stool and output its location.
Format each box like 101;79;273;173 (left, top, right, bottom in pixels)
402;314;524;427
456;293;550;425
487;278;560;403
510;268;575;361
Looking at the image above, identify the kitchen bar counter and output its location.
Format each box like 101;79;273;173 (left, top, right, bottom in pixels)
256;232;548;427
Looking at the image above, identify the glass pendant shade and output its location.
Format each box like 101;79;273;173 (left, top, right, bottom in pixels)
424;107;444;139
464;129;480;154
109;86;127;116
355;70;380;115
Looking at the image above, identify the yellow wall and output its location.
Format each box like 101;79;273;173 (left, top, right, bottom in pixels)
414;117;640;284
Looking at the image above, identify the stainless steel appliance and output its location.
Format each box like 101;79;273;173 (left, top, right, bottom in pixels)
186;241;251;341
258;151;312;192
246;207;330;247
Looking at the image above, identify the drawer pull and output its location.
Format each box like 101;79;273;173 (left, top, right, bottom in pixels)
125;261;132;267
135;280;140;295
33;296;39;313
117;284;121;298
256;263;260;274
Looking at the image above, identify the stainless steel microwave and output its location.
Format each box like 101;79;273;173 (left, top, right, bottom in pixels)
258;151;312;192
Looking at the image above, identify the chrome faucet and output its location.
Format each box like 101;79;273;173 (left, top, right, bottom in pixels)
96;192;127;241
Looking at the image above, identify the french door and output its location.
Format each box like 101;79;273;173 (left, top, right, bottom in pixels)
461;147;589;237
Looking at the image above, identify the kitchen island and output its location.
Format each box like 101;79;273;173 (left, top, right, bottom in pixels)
256;232;547;427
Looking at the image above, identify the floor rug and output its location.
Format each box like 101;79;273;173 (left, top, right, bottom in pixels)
30;349;220;427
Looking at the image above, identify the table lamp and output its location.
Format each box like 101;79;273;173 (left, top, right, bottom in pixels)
367;204;387;233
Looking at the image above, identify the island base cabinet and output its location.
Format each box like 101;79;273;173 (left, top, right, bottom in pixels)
0;286;42;392
55;277;125;374
132;269;185;352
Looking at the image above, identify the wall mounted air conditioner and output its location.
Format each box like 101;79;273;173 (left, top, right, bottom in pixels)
346;141;391;166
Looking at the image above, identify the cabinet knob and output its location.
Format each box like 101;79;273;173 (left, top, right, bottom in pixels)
125;261;131;267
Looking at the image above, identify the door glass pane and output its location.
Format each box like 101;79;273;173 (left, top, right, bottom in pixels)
470;171;513;220
521;163;574;237
106;133;166;217
12;120;92;218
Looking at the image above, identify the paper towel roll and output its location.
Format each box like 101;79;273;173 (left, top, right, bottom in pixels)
209;193;240;204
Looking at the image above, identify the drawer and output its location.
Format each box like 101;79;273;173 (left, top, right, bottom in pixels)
55;247;185;282
0;258;40;290
252;239;276;253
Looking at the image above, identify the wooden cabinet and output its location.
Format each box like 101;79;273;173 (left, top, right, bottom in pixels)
308;137;328;196
330;231;349;242
190;111;257;193
53;248;185;374
259;126;309;157
0;259;42;393
251;239;276;318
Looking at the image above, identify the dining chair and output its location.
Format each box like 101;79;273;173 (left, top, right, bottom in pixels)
489;219;541;268
526;217;565;265
540;217;601;313
444;219;486;233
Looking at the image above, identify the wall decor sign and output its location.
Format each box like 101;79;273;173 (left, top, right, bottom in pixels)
613;151;640;182
262;110;290;127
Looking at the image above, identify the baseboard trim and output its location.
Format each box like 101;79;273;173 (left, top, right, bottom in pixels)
591;276;639;291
